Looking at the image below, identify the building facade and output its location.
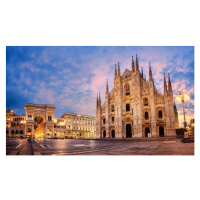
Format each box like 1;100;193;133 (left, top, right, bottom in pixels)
6;103;96;139
96;55;179;138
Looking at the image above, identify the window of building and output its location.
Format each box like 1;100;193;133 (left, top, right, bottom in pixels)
111;105;115;112
125;84;130;96
158;110;163;118
103;118;105;125
48;116;52;121
126;104;130;112
145;112;149;120
112;117;114;123
144;98;148;106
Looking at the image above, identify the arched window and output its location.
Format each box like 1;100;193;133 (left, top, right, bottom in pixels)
126;104;130;112
145;112;149;120
158;110;163;118
48;116;52;121
144;98;148;106
11;130;14;134
15;130;19;134
125;84;130;96
6;130;9;134
112;117;114;123
20;130;23;135
111;105;115;112
103;118;106;125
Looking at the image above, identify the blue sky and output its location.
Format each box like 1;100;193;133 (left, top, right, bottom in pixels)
6;46;194;127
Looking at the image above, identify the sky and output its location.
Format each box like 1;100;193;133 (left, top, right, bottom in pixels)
6;46;194;127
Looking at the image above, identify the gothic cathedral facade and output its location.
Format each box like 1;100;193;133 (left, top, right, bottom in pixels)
96;55;179;138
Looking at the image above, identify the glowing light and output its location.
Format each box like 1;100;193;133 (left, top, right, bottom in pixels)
176;93;190;102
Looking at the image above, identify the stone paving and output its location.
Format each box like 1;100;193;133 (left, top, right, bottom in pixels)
6;138;194;155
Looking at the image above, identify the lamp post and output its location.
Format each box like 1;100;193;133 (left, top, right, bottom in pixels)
180;92;187;129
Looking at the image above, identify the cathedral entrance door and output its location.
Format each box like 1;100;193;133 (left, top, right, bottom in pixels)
112;130;115;138
159;126;164;137
126;124;132;138
103;130;106;138
145;127;150;137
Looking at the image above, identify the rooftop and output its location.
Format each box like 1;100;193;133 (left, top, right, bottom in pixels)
64;112;96;119
25;103;55;108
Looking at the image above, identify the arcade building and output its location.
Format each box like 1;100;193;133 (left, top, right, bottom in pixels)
6;103;96;139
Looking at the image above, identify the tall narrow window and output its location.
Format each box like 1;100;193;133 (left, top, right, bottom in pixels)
112;117;114;123
145;112;149;120
126;104;130;112
111;105;115;112
144;98;148;106
103;118;106;125
158;110;163;118
48;116;52;121
125;84;130;96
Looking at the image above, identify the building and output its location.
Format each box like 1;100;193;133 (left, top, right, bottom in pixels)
6;110;25;138
64;112;96;138
6;103;96;139
96;55;179;138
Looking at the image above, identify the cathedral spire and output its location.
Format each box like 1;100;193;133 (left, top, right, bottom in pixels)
164;73;168;95
168;73;172;95
118;62;121;77
99;92;101;105
132;56;135;72
136;54;139;71
115;64;117;79
96;93;99;107
141;67;143;77
149;62;152;80
106;79;109;93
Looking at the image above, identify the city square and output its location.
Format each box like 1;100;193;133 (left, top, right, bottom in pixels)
6;137;194;155
6;46;194;155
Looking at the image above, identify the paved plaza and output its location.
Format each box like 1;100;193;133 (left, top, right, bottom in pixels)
6;138;194;155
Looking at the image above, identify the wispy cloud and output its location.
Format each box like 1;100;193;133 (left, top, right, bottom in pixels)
6;46;194;127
